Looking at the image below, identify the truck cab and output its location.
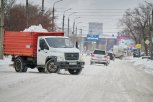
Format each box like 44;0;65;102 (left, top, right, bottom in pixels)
36;36;84;74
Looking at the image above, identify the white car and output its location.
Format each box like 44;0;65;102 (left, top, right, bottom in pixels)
90;49;110;66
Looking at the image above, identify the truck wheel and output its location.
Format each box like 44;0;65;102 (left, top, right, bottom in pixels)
38;67;45;73
45;60;58;73
14;57;26;72
68;68;82;75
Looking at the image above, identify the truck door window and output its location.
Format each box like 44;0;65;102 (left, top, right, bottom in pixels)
39;39;49;50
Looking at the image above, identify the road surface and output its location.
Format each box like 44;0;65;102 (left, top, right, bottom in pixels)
0;56;153;102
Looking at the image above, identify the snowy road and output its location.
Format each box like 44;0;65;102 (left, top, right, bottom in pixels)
0;56;153;102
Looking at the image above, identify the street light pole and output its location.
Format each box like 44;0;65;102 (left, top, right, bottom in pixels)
52;0;63;31
73;17;80;35
75;22;82;36
62;8;72;32
68;12;77;37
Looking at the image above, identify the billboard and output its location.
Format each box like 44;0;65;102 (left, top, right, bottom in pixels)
88;22;103;35
86;34;99;41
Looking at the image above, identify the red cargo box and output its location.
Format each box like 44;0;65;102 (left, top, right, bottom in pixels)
4;31;64;57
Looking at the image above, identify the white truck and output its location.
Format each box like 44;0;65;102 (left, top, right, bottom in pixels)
4;32;85;75
113;45;125;59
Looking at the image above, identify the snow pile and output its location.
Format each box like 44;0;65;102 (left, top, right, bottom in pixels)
130;57;153;75
23;24;48;32
0;56;13;65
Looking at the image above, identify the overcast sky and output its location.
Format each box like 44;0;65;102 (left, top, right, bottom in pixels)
16;0;153;36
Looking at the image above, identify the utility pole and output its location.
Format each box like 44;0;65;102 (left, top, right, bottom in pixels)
68;17;69;36
52;0;63;31
62;8;72;32
73;21;75;35
0;0;4;59
80;29;83;52
73;17;80;35
67;12;77;37
76;26;77;35
62;14;65;31
52;6;54;31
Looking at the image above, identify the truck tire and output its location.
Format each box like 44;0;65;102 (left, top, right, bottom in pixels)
45;60;58;73
68;68;82;75
14;57;27;72
38;67;45;73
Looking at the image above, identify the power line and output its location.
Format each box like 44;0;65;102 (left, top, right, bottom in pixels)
56;11;124;13
56;8;127;11
74;15;123;16
55;14;123;17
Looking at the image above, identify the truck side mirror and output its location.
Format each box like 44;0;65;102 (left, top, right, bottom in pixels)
76;41;79;49
40;44;44;50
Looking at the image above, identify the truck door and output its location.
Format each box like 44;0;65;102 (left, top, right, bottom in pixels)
37;38;49;65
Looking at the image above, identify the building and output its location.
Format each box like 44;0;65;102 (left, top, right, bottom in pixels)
82;22;117;52
88;22;103;35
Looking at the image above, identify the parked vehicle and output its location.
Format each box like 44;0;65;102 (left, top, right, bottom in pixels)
90;49;110;66
133;48;140;57
3;31;85;75
108;52;115;61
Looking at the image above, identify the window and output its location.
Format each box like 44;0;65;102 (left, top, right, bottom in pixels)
45;38;73;48
39;39;49;50
93;50;106;55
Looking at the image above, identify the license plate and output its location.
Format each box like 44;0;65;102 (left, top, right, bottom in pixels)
97;56;102;59
69;62;77;65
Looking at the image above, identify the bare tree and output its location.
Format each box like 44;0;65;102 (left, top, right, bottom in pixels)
119;3;153;55
4;3;53;31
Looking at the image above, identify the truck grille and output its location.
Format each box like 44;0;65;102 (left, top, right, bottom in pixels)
65;53;79;60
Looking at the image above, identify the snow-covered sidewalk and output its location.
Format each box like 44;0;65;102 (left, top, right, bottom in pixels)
127;56;153;75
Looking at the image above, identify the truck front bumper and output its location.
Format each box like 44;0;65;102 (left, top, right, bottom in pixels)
57;61;85;69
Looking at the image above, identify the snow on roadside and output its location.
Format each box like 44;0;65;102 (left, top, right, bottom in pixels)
0;56;13;65
128;57;153;75
23;24;48;32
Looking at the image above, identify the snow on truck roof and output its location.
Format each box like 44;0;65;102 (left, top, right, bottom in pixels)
23;24;48;32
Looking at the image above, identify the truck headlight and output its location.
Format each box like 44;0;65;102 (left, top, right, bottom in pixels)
57;56;64;61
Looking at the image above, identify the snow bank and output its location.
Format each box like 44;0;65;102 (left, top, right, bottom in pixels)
129;57;153;75
0;56;13;65
23;24;48;32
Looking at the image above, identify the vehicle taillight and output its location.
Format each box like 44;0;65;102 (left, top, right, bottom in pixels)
107;56;110;59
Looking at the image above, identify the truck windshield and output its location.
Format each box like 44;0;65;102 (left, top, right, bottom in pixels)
45;38;73;48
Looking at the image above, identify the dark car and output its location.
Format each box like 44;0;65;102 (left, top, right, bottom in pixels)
108;52;115;60
133;48;140;57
